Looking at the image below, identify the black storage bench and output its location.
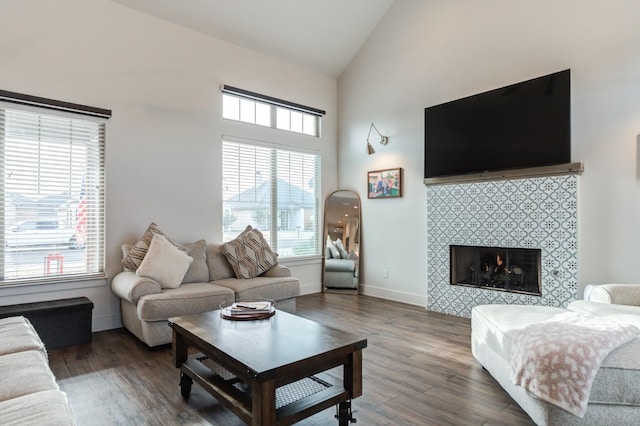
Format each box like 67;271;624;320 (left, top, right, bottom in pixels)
0;297;94;349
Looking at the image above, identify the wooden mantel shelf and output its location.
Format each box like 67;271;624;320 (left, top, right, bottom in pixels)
423;162;584;186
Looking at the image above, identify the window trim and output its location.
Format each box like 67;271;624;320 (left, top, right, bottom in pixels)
0;93;108;286
0;90;111;119
221;85;325;117
222;137;321;259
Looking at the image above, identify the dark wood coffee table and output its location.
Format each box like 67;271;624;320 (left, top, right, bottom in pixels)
169;309;367;425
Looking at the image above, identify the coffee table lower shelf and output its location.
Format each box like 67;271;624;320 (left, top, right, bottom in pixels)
180;354;349;425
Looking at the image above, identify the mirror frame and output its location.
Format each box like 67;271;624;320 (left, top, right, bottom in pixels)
322;190;361;294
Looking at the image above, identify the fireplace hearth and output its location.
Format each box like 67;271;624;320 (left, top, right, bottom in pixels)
450;245;541;295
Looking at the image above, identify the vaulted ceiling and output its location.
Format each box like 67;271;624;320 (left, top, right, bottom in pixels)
111;0;395;78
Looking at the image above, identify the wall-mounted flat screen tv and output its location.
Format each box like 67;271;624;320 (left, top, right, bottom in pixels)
424;69;570;179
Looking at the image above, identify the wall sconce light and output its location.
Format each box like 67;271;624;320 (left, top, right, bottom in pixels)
366;122;389;155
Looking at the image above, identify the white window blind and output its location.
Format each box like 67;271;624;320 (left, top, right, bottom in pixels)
222;140;320;258
0;106;106;283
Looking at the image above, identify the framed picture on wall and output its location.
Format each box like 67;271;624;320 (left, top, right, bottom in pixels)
367;168;402;199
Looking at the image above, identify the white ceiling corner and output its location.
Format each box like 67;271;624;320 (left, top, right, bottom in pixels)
110;0;395;78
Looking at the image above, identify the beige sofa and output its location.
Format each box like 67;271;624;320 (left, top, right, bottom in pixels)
0;316;74;425
471;284;640;425
112;241;300;348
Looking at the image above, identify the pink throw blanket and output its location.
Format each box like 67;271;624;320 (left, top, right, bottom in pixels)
510;311;639;417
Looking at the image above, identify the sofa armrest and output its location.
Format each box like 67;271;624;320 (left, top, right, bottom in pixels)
584;283;640;306
260;264;292;278
111;271;162;305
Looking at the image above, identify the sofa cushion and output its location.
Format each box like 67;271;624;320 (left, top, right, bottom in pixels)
221;227;278;279
0;390;74;426
136;234;193;289
325;258;356;273
584;284;640;306
568;300;640;328
136;282;234;321
335;239;349;259
122;222;186;272
212;276;299;302
326;236;340;258
0;316;46;357
0;350;59;401
207;243;236;281
181;239;209;284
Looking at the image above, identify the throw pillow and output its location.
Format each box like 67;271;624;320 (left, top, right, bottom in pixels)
136;234;193;289
326;236;340;259
221;227;278;279
181;239;209;284
335;238;349;259
121;223;185;272
121;243;133;272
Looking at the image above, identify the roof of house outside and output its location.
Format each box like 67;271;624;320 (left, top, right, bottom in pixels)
225;178;315;210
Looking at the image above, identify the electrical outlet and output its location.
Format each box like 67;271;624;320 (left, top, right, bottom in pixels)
383;270;389;279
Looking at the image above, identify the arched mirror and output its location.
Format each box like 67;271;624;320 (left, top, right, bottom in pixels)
323;190;361;294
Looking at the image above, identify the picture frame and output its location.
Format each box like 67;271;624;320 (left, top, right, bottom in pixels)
367;168;402;199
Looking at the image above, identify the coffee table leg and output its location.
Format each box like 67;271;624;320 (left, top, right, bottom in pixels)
172;328;188;368
344;350;363;398
251;379;276;425
180;371;193;400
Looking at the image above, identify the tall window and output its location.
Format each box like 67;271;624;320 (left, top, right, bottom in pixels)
222;85;324;137
0;93;107;284
222;140;320;258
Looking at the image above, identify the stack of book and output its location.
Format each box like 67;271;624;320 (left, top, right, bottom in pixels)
220;300;275;320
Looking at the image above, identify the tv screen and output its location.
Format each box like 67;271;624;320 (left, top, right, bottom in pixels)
424;70;570;179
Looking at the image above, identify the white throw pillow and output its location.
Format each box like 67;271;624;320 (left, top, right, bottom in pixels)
136;234;193;289
335;239;349;259
326;236;341;259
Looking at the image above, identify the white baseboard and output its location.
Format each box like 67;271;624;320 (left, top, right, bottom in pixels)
299;281;322;295
359;284;425;307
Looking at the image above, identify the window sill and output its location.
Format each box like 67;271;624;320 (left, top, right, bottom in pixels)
278;255;323;266
0;274;107;295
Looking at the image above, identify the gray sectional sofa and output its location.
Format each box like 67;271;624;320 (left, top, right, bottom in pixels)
0;316;74;425
112;241;300;348
471;284;640;425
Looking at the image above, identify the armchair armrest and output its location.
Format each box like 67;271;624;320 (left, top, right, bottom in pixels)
111;271;162;305
260;264;292;278
584;283;640;306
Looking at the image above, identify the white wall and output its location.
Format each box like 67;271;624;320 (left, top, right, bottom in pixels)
338;0;640;305
0;0;338;330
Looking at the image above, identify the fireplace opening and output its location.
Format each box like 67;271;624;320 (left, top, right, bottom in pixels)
450;245;541;295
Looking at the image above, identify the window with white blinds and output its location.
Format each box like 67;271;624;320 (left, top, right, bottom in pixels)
0;104;106;284
222;140;320;258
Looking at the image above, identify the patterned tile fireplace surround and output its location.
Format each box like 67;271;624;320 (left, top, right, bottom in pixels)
426;175;578;318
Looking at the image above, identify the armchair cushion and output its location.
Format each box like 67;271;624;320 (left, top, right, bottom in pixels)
136;234;193;289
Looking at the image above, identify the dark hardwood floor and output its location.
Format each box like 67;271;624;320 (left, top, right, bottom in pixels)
48;293;534;425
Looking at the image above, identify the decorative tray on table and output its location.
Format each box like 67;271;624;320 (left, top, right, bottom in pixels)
219;299;276;320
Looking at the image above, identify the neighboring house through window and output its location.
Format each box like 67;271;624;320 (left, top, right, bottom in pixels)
0;90;109;284
222;140;320;257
